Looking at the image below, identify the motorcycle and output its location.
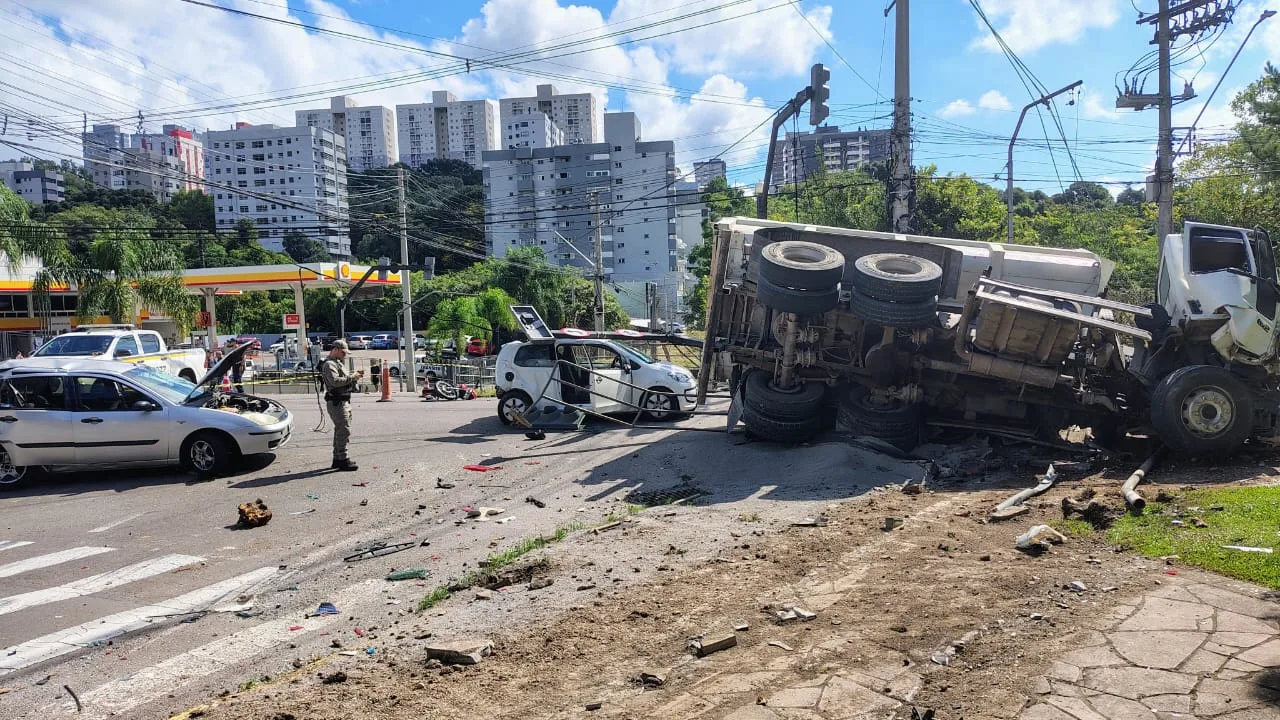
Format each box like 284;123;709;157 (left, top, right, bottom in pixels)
421;377;477;401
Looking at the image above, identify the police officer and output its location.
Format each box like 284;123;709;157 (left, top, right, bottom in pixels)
319;339;364;471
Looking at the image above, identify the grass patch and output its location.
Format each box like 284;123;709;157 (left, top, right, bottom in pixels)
1054;518;1096;538
475;386;497;398
417;520;587;612
1108;485;1280;589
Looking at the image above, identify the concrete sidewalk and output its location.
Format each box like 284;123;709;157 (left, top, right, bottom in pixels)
1023;574;1280;720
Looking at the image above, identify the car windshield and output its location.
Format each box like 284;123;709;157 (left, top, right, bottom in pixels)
613;341;655;365
125;365;198;404
33;335;113;357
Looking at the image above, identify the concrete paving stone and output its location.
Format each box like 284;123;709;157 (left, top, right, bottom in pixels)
816;676;900;718
770;709;826;720
1149;584;1206;604
1216;611;1279;635
1218;669;1254;681
1045;694;1110;720
694;671;781;694
724;705;783;720
1120;598;1216;632
1072;630;1110;648
1062;644;1130;668
1088;693;1160;719
1238;639;1280;668
1215;709;1280;720
1143;694;1193;713
1110;631;1207;670
1188;585;1280;621
1207;641;1250;656
881;670;922;701
1080;667;1199;699
788;676;831;689
1202;618;1218;632
1049;661;1084;683
653;693;721;719
1050;681;1102;697
1020;704;1079;720
1215;633;1275;649
767;686;823;708
1194;678;1279;716
1107;604;1140;621
1035;677;1054;695
1224;658;1267;672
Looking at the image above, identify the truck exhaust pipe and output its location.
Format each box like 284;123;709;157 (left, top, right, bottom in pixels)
1121;448;1163;512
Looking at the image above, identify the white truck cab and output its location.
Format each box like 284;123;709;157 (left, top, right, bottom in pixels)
32;325;208;383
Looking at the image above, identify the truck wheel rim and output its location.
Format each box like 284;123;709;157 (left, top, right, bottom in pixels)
191;440;216;471
503;397;527;422
1181;387;1233;437
0;449;25;484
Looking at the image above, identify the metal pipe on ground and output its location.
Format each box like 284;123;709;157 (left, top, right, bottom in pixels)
990;464;1059;520
1122;447;1163;512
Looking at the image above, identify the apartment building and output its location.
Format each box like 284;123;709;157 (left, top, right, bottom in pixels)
769;125;891;188
204;123;351;257
82;123;202;200
0;161;64;204
483;112;690;312
296;95;396;172
693;158;727;189
502;110;564;150
396;91;499;169
499;84;601;145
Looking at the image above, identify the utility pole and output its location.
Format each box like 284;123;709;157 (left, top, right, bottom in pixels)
889;0;913;233
591;190;605;332
1119;0;1233;247
1007;80;1082;243
757;64;830;219
397;168;416;392
646;282;659;331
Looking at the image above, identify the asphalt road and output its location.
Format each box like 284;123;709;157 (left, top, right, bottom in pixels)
0;390;723;718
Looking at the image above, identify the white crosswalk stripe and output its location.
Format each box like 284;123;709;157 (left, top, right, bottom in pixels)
0;540;34;553
0;553;203;616
0;546;114;578
0;565;280;675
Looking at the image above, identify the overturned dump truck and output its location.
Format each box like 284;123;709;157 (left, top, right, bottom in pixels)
697;217;1280;455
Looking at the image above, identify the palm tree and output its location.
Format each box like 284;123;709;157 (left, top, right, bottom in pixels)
473;287;519;343
35;209;193;330
0;185;54;272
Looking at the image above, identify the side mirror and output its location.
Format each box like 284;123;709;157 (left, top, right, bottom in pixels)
132;400;160;412
631;360;641;371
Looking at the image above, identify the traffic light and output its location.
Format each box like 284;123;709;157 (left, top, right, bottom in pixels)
809;63;830;126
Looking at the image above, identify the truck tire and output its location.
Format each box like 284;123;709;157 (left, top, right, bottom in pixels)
757;276;840;315
743;370;826;420
1151;365;1253;455
836;385;922;450
760;241;846;290
849;288;938;328
741;401;827;443
851;253;942;303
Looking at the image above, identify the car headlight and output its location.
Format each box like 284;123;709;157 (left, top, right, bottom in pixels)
667;370;692;384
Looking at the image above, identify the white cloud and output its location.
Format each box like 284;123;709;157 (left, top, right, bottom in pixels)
969;0;1122;55
978;90;1012;111
938;99;977;118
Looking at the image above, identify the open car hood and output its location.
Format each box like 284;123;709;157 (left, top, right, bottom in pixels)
187;342;253;402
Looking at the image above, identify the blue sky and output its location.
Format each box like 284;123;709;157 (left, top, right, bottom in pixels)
6;0;1279;195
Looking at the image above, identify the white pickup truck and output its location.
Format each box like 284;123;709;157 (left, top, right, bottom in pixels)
31;325;208;383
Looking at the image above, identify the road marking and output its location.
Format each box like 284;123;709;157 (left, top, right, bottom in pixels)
0;554;203;616
0;566;279;674
0;540;33;553
75;578;383;716
0;546;114;578
88;512;147;534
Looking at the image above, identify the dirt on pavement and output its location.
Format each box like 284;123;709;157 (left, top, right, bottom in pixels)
190;436;1280;720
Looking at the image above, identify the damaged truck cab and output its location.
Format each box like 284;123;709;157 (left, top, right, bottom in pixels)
698;218;1280;456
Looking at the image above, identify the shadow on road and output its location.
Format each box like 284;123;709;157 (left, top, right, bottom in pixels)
0;454;280;498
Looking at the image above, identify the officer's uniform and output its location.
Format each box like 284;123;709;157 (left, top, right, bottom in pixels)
320;347;359;470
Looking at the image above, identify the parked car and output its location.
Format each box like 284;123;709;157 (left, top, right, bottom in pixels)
494;338;696;425
0;342;292;486
320;333;342;351
465;338;491;356
347;335;373;350
32;325;207;384
370;334;397;350
400;334;426;350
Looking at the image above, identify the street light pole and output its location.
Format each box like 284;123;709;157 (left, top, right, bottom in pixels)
1006;80;1082;244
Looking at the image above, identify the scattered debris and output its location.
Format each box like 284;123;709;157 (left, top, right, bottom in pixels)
688;632;737;657
883;517;903;532
1066;580;1088;592
1122;448;1163;511
475;589;493;600
310;602;340;616
585;700;603;711
733;621;750;632
930;651;952;666
237;499;272;528
1015;524;1067;552
792;515;829;527
1061;488;1121;530
425;639;493;666
528;578;553;591
911;707;936;720
593;521;622;534
767;640;794;651
321;671;348;684
466;506;505;520
990;464;1057;521
635;671;665;688
1190;516;1209;528
34;674;52;686
385;569;429;581
289;508;317;516
495;517;514;524
525;496;547;509
1223;545;1274;554
463;464;501;472
344;542;416;562
63;684;82;712
436;478;456;489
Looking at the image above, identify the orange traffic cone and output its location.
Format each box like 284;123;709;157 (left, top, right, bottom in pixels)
376;365;392;402
221;375;231;393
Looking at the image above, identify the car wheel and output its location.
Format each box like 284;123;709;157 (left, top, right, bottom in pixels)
1151;365;1252;456
182;431;238;477
851;253;943;303
742;370;826;420
756;276;841;315
760;241;846;290
641;386;684;421
389;367;400;377
0;446;29;488
498;390;533;426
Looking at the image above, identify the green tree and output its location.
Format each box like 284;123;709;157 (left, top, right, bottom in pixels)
164;190;215;232
282;231;329;263
1116;186;1145;207
426;295;484;351
1052;181;1115;209
473;287;520;342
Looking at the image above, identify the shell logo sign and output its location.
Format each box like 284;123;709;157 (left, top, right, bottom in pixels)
338;262;351;280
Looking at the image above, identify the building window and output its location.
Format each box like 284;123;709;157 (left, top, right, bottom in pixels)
240;205;249;212
251;141;264;148
613;145;621;151
235;142;245;149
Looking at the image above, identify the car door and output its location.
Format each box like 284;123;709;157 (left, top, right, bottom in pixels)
575;344;630;413
69;374;171;464
0;374;75;467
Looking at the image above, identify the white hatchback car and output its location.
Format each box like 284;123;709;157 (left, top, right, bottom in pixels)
494;338;697;425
